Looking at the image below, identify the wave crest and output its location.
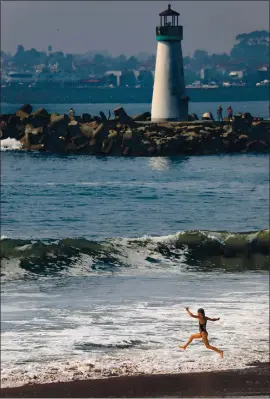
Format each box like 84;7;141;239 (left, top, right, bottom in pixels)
1;229;269;279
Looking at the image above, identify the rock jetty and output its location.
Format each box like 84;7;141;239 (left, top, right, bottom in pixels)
1;104;269;156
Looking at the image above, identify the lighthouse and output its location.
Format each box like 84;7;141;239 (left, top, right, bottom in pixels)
151;4;189;122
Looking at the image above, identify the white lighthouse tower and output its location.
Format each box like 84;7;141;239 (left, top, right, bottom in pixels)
151;4;189;122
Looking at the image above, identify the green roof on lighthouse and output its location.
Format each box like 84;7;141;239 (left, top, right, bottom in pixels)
159;4;180;17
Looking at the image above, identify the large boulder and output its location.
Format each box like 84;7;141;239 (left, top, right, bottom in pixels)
113;107;133;123
202;112;214;121
242;112;253;124
68;120;81;139
189;113;199;121
15;109;29;119
132;111;151;121
102;138;115;155
80;124;94;139
249;122;270;143
246;140;269;153
93;123;108;141
81;113;92;123
20;104;33;114
99;111;107;122
20;133;31;150
198;134;223;154
29;108;50;128
73;135;89;151
48;114;69;140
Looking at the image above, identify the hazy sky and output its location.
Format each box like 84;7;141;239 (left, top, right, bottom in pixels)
1;1;269;56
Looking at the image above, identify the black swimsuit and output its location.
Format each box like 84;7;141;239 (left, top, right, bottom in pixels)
199;318;208;334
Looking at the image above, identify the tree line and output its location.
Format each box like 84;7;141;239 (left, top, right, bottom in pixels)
1;30;269;75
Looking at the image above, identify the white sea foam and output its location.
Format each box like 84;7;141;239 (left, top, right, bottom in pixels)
1;274;269;388
0;138;22;151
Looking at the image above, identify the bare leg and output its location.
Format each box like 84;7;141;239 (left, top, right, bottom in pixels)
179;333;202;350
201;332;223;358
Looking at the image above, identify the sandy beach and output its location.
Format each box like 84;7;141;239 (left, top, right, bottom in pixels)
1;362;269;398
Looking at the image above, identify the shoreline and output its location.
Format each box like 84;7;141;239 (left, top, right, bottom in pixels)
1;362;269;398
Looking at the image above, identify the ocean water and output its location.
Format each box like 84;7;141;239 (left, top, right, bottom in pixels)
1;102;269;388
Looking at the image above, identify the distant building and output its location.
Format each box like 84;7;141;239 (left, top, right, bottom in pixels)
103;70;139;87
200;68;212;82
229;71;244;80
104;70;121;86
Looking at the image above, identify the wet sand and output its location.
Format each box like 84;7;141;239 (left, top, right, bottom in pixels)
1;362;269;398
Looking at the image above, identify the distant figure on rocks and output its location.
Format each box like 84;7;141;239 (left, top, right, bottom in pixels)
69;108;75;117
227;106;233;121
217;106;223;122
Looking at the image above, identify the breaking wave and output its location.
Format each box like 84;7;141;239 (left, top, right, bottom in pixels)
1;230;269;279
0;137;22;151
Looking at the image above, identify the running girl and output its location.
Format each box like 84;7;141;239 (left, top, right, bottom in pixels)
179;307;223;358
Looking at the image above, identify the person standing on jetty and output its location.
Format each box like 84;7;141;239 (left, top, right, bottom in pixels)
69;108;75;118
217;105;223;121
227;106;233;121
179;307;223;358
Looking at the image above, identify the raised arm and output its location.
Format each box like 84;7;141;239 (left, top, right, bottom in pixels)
185;307;198;318
206;316;220;321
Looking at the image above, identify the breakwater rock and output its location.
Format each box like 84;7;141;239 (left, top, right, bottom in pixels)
1;105;269;155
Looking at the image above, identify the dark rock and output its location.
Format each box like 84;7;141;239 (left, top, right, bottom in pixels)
189;113;199;121
102;138;115;154
242;112;253;123
132;112;151;121
29;143;45;151
29;108;50;128
8;115;20;125
20;133;31;150
31;108;50;119
0;114;12;124
148;146;156;155
114;107;132;123
48;115;69;140
87;138;99;154
249;122;270;143
50;114;65;124
66;140;78;152
246;140;269;153
0;121;5;138
93;115;102;122
68;120;81;139
223;125;233;134
16;109;29;119
81;113;92;123
99;111;107;122
73;135;89;151
122;146;131;156
93;123;108;142
136;126;147;133
20;104;33;114
233;113;242;122
198;135;223;154
80;124;94;139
